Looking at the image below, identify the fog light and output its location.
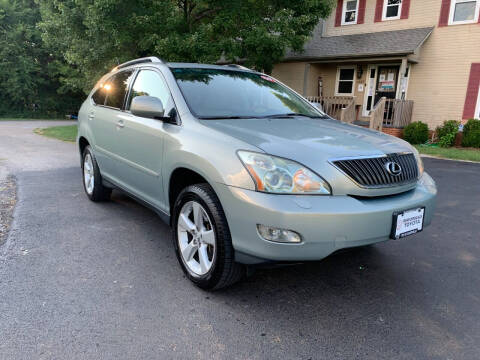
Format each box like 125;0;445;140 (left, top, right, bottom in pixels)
256;224;302;243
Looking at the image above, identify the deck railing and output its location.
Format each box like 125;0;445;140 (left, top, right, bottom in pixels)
307;96;356;124
383;99;414;128
370;97;386;131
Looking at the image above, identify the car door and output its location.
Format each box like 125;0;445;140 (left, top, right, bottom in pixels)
112;68;176;209
88;70;134;180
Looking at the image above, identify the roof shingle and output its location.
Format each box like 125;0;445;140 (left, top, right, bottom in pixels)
285;27;434;61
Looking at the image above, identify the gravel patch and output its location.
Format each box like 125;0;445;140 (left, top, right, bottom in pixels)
0;175;16;245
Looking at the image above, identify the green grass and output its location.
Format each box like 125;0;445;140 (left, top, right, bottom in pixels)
415;145;480;162
34;125;78;142
0;118;66;121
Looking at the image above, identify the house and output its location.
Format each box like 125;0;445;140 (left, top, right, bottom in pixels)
272;0;480;133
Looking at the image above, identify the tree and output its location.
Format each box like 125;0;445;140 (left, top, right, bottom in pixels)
38;0;335;94
0;0;83;116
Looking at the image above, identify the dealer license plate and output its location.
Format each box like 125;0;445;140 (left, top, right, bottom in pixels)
391;207;425;240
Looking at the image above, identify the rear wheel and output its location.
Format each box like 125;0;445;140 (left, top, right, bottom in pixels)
82;145;111;202
172;184;244;290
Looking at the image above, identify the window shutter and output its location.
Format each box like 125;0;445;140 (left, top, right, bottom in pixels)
374;0;384;22
463;64;480;119
401;0;411;19
438;0;451;27
335;0;344;27
358;0;367;24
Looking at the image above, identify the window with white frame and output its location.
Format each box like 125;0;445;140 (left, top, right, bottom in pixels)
342;0;359;25
336;67;356;95
449;0;480;25
383;0;403;20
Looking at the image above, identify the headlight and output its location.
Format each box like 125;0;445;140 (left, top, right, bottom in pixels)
237;151;331;195
412;148;424;178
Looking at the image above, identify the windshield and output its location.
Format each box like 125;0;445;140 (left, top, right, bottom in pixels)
171;68;325;119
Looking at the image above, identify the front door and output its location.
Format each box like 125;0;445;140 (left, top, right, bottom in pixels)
375;66;400;103
113;68;176;210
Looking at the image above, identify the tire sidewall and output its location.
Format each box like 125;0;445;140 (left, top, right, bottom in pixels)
81;145;107;201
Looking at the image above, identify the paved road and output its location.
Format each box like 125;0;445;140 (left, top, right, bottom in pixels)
0;121;479;360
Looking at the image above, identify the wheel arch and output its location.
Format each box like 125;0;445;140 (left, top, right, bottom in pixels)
168;167;211;217
79;136;90;156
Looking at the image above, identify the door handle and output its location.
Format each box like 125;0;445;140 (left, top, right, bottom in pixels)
117;119;125;128
88;112;95;121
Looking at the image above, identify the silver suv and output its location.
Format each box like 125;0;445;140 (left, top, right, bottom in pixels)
77;57;437;289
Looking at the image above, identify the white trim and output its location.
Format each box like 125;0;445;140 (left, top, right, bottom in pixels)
475;85;480;119
400;64;411;99
362;65;378;117
341;0;359;26
448;0;480;25
335;66;356;96
382;0;403;21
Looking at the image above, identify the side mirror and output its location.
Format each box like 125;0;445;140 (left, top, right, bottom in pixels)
130;96;165;120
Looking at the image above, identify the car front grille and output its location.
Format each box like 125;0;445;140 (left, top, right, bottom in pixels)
332;153;418;188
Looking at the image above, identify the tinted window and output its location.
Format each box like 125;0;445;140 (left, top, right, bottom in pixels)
104;71;134;109
127;70;173;113
92;87;106;105
171;68;322;119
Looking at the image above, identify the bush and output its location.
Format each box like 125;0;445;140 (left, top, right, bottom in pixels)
436;120;460;147
403;121;429;144
462;119;480;148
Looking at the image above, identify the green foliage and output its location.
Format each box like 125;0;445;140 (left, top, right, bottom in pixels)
0;0;83;117
462;119;480;148
1;0;334;115
403;121;429;145
37;0;335;94
436;120;459;147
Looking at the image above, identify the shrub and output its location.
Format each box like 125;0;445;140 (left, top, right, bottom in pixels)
436;120;460;147
462;119;480;148
403;121;429;145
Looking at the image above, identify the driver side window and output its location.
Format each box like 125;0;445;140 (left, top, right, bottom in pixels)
127;70;174;116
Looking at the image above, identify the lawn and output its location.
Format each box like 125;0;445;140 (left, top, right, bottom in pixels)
0;118;66;121
34;125;78;142
415;145;480;162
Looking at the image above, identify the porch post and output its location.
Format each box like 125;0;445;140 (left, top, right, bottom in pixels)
398;58;408;100
303;63;311;96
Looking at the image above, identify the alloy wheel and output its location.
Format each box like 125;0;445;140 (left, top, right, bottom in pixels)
83;153;94;195
177;201;216;276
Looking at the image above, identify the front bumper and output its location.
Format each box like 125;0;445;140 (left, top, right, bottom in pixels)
215;172;437;264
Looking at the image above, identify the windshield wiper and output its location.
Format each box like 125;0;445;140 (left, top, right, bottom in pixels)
197;115;257;120
260;113;325;119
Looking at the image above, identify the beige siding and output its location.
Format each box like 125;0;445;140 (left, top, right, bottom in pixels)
271;62;308;94
407;24;480;128
324;0;440;36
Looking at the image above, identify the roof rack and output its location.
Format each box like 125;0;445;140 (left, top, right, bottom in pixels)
223;64;251;71
112;57;164;72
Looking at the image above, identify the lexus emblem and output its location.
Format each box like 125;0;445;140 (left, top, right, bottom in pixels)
385;161;402;176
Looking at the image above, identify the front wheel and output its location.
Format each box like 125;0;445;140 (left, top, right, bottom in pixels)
172;184;244;290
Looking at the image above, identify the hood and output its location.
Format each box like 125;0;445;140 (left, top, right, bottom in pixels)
200;117;413;164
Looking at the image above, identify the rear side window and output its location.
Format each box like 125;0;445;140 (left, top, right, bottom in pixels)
104;71;134;109
91;87;106;105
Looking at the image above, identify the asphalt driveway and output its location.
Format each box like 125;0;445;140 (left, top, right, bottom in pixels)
0;121;479;359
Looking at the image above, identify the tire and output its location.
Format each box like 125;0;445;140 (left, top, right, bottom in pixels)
81;145;112;202
172;183;244;290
